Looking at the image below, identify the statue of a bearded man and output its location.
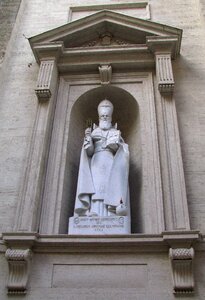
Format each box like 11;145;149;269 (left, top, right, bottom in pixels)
73;99;130;219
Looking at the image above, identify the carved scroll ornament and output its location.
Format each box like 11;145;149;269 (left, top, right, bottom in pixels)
5;248;32;295
169;247;194;294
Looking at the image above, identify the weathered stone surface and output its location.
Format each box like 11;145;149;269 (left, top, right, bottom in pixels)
0;0;205;299
0;0;22;65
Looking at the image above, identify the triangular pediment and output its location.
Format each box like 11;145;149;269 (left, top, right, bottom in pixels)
29;10;182;49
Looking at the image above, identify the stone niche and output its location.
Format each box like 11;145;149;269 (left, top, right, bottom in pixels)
60;85;140;233
2;7;200;296
37;71;164;235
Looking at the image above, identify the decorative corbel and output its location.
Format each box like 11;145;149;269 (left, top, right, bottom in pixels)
35;60;55;101
31;42;63;101
3;232;37;295
155;53;174;93
98;64;112;85
5;248;32;295
163;231;199;294
147;36;179;94
169;247;194;294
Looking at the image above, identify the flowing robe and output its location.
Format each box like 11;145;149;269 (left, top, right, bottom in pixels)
74;127;130;217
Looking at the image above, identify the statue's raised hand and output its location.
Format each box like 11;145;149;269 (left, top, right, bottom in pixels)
84;127;93;154
85;127;92;136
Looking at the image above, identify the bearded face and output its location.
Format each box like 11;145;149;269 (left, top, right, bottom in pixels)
99;120;112;130
99;112;112;130
98;100;113;130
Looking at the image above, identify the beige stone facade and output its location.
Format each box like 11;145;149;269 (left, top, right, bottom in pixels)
0;0;205;299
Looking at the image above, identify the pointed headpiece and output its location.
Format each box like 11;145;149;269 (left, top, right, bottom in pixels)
98;99;113;116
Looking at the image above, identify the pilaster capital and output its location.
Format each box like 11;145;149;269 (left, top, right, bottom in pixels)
147;36;181;94
146;36;180;59
31;42;63;64
31;42;62;101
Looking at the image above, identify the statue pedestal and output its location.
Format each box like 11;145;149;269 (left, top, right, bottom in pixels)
68;216;130;235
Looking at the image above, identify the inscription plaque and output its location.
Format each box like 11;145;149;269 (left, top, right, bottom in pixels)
69;216;130;235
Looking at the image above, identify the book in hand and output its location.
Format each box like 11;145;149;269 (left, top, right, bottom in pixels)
106;130;121;150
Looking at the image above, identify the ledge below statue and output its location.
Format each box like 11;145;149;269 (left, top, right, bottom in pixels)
68;216;130;235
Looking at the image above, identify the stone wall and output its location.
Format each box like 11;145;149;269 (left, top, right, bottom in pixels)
0;0;205;299
0;0;22;65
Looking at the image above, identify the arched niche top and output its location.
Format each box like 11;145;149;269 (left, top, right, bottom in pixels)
69;85;139;142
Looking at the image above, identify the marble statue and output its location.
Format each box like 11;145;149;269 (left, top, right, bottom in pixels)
73;99;130;219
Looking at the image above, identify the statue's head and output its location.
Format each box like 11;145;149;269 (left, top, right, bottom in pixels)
98;99;113;118
98;99;113;129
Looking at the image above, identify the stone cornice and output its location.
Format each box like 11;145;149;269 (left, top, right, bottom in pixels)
146;35;180;59
1;231;201;294
2;231;200;253
163;230;200;248
29;10;182;45
32;42;64;64
2;232;37;248
29;10;182;69
32;43;154;73
70;2;149;12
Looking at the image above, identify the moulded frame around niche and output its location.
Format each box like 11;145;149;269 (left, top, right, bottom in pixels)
38;72;164;235
16;8;184;236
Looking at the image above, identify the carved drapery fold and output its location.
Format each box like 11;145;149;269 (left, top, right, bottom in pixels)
5;249;32;295
169;247;194;294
